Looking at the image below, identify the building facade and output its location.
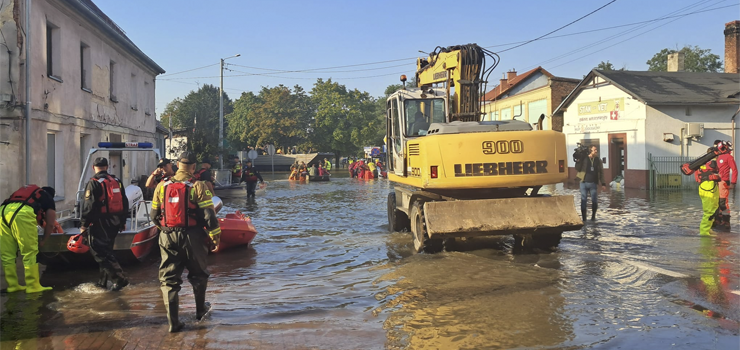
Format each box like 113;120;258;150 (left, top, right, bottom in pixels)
0;0;164;213
555;70;739;189
481;67;579;131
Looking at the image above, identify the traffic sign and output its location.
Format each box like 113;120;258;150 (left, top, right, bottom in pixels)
266;144;276;156
248;150;258;160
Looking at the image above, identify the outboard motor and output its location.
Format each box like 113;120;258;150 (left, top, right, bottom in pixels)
212;196;223;214
125;184;143;212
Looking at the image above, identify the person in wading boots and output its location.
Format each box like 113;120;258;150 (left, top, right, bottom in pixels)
80;157;130;291
575;145;607;221
712;140;736;231
151;152;221;333
239;160;264;197
0;186;57;293
696;158;722;236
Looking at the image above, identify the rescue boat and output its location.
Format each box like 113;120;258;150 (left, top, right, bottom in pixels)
38;142;162;265
210;196;258;253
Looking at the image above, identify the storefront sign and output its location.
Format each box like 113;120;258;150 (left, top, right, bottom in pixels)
577;97;623;121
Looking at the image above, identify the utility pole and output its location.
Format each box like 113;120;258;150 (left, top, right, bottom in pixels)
25;0;31;184
219;54;240;170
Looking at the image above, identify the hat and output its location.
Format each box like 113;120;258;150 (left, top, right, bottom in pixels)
157;158;171;168
41;186;55;198
178;152;197;164
201;158;211;165
93;157;108;166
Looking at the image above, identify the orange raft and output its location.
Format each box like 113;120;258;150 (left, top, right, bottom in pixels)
213;211;258;253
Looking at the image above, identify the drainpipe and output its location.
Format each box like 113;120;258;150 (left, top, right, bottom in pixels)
732;107;740;157
679;127;685;157
24;0;31;185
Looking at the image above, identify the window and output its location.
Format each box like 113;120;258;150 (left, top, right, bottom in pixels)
500;107;511;120
109;61;117;102
130;74;137;110
144;81;151;116
80;43;91;91
46;22;61;80
685;107;692;116
513;104;522;119
47;133;55;188
47;132;64;197
492;110;499;120
404;99;445;136
528;99;547;128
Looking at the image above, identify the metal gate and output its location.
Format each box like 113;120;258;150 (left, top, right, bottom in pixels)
648;153;697;190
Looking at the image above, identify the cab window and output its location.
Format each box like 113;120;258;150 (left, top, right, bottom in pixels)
405;99;445;136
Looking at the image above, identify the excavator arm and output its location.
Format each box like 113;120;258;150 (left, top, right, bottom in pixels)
415;45;499;122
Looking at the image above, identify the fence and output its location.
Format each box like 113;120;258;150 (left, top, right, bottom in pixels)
648;153;697;190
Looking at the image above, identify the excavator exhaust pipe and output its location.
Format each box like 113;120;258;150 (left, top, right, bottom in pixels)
423;195;583;238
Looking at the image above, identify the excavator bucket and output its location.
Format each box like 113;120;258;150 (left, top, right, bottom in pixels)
423;195;583;238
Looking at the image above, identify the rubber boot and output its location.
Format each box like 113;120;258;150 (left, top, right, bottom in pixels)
24;264;52;293
3;264;26;293
96;268;108;289
164;291;184;332
591;203;598;221
581;209;587;222
193;282;211;321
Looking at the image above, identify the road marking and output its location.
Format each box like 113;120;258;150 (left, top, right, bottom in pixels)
625;260;689;278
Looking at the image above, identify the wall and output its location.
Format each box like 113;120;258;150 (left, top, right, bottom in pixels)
562;82;647;188
645;105;738;158
0;0;160;212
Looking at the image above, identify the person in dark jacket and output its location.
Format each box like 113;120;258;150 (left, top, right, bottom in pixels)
575;145;607;221
80;157;130;291
240;160;264;197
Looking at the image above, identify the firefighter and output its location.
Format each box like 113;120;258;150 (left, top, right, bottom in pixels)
0;185;57;293
713;141;736;231
151;152;221;333
239;160;264;197
696;159;722;236
324;158;332;174
194;158;214;192
145;158;174;189
80;157;130;291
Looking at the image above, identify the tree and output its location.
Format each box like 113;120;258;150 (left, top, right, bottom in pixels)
646;45;723;72
225;91;260;151
310;79;378;163
234;85;312;152
595;60;626;71
160;84;232;163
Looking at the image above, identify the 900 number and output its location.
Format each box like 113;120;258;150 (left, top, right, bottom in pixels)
482;140;524;154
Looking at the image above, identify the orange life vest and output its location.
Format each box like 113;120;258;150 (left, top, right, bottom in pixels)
1;185;45;226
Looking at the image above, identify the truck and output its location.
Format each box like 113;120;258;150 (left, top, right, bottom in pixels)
385;44;583;253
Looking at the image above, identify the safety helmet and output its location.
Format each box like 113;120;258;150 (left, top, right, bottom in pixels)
67;233;89;254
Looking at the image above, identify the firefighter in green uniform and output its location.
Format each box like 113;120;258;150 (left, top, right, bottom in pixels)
151;152;221;333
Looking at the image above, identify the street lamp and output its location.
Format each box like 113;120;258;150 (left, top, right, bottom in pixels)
220;53;240;170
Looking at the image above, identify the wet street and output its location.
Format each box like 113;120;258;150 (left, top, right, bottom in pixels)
1;174;739;349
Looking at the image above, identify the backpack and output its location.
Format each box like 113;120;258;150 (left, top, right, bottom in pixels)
161;180;198;228
194;168;208;181
1;185;44;227
96;175;125;215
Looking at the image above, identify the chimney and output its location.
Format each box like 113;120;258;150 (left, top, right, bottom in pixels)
667;52;685;72
499;73;508;90
507;69;517;81
725;20;740;73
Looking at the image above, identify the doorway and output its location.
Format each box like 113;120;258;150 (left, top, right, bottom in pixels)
608;133;626;183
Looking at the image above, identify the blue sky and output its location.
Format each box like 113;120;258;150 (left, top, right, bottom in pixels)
94;0;738;116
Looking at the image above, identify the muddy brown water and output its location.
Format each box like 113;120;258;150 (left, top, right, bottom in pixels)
1;174;738;349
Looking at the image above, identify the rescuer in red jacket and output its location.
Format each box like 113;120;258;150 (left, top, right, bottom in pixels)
713;140;737;231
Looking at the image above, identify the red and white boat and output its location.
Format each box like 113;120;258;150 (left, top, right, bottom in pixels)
38;142;161;264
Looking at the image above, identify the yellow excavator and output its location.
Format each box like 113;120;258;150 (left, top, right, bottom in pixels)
385;44;583;253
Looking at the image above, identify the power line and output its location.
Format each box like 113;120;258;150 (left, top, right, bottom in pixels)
159;63;219;77
496;0;618;53
529;0;724;70
227;62;411;74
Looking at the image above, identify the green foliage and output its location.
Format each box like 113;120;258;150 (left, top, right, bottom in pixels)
310;79;380;160
595;60;626;71
646;46;723;72
162;84;232;162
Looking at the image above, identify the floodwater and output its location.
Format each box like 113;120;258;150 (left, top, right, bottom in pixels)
1;173;739;349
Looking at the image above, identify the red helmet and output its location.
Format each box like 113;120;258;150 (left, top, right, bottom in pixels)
67;234;89;254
